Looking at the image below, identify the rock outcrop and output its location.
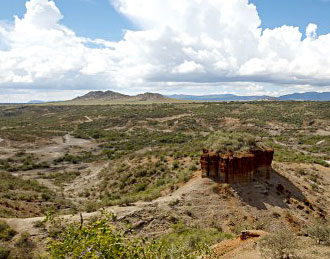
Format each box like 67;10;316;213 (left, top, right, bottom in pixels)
201;148;274;184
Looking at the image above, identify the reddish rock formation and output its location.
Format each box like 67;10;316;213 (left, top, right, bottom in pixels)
201;148;274;184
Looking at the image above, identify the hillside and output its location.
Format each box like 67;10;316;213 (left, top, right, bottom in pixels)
62;90;179;105
135;92;165;101
73;90;129;101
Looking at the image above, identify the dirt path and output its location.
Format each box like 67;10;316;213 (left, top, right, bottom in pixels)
84;116;93;123
149;113;191;123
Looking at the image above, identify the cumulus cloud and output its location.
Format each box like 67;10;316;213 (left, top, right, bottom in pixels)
1;0;330;101
306;23;318;39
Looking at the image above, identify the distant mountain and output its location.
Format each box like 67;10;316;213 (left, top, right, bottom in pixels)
73;91;166;102
27;100;44;104
169;94;277;101
72;91;330;103
278;92;330;101
74;91;129;101
135;92;165;101
170;92;330;102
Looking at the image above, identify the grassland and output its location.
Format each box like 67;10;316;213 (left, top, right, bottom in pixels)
0;101;329;258
0;102;329;216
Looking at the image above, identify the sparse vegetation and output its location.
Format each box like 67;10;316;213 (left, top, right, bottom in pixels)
305;221;330;245
0;221;16;241
205;131;269;153
259;230;298;259
0;102;330;258
48;213;223;259
0;171;72;217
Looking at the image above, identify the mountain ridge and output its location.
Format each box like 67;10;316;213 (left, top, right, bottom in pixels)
169;91;330;101
278;92;330;101
73;91;165;102
46;91;330;104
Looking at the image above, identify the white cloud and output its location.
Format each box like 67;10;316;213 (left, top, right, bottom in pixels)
1;0;330;102
306;23;318;39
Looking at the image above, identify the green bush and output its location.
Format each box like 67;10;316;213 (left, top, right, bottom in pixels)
159;222;233;256
205;131;268;153
48;213;216;259
0;220;17;241
0;247;10;259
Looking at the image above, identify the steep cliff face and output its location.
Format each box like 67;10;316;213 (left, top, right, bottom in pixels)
201;148;274;184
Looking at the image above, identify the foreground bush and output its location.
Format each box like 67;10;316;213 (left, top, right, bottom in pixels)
48;213;215;259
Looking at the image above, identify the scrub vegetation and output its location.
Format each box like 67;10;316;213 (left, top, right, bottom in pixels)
0;101;329;258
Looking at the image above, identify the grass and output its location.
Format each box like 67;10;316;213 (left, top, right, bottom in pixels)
159;222;234;253
0;152;51;172
93;156;196;209
47;213;232;259
0;102;329;258
204;131;269;153
41;171;81;186
0;171;73;217
0;101;329;215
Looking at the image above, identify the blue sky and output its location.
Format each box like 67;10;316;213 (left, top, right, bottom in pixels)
1;0;329;41
252;0;330;36
0;0;136;41
1;0;330;102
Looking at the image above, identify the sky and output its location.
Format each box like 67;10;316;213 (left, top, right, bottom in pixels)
1;0;330;102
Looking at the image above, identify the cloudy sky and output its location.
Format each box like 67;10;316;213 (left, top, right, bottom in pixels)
1;0;330;102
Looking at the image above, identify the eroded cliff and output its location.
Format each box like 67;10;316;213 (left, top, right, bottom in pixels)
201;148;274;184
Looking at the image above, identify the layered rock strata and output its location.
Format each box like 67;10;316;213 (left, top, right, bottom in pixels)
201;148;274;184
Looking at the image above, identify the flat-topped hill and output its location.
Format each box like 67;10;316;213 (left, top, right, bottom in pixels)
74;90;129;101
60;90;186;105
204;132;270;154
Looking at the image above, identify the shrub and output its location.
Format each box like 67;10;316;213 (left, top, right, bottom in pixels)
0;247;10;259
15;233;35;249
305;222;330;245
172;160;180;169
205;131;269;153
159;222;233;257
259;230;298;259
0;220;17;241
48;213;218;259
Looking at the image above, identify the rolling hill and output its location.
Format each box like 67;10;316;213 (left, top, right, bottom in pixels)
47;91;330;105
60;91;179;105
170;92;330;101
73;90;130;101
169;94;276;101
278;92;330;101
